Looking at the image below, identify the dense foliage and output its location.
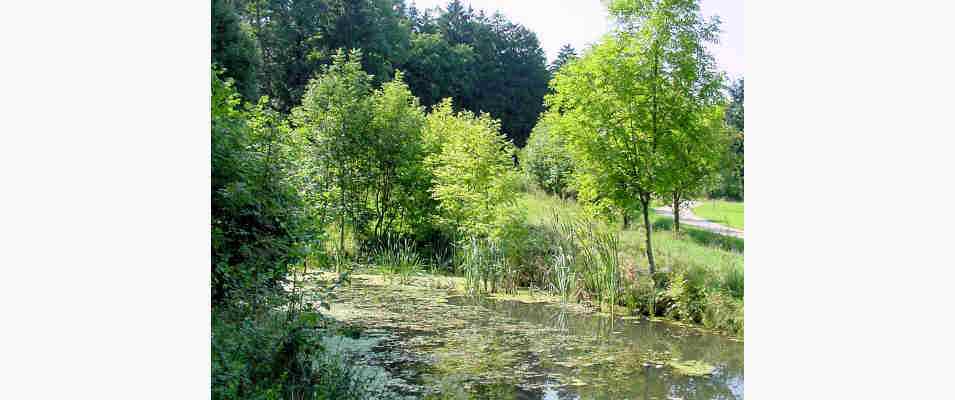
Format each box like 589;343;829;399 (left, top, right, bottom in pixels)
232;0;411;112
212;70;311;304
222;0;549;147
521;117;575;197
659;105;732;232
212;49;530;396
211;0;743;397
425;99;524;242
212;0;260;100
710;77;744;200
400;32;476;109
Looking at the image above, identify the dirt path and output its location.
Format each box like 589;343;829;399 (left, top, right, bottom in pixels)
653;201;744;239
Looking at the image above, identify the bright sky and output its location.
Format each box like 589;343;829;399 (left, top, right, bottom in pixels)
409;0;744;80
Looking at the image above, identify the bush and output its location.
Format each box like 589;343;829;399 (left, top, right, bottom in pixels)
510;223;562;288
212;301;323;399
424;99;526;242
647;257;744;334
521;119;575;197
212;69;310;304
211;277;403;400
621;274;654;314
701;291;744;334
664;264;709;323
721;262;744;299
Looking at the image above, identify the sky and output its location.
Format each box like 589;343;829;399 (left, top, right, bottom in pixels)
408;0;744;80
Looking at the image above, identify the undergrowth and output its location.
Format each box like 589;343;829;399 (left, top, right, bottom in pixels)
211;269;408;399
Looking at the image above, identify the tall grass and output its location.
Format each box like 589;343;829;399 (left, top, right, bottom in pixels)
459;237;518;294
546;213;622;315
551;245;576;303
592;231;620;315
372;238;423;285
524;193;744;334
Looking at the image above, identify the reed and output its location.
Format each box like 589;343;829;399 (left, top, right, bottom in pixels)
373;238;423;285
459;237;518;294
551;245;576;303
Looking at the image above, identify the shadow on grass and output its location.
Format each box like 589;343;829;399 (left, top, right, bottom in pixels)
651;219;744;253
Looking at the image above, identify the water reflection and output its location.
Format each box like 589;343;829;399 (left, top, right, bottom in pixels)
325;277;742;400
446;295;744;399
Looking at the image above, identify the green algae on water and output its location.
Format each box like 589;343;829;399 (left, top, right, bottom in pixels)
668;359;716;376
307;272;743;399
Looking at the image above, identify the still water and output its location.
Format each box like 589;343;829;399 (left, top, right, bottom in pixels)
323;275;743;399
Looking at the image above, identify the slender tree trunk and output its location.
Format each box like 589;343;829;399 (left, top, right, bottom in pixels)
623;210;631;230
339;175;346;257
672;192;681;234
640;195;656;275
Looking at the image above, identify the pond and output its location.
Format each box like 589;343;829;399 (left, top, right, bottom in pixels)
320;274;743;399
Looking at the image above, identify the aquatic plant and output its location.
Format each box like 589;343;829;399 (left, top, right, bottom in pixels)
461;237;483;294
545;213;622;314
459;237;518;294
319;273;744;399
374;238;424;285
592;230;620;315
551;245;576;303
667;359;716;377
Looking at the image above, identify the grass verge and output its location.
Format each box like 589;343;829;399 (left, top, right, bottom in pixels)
692;198;744;230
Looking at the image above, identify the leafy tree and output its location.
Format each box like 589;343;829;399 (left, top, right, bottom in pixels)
292;50;440;254
212;68;308;303
323;0;412;83
548;0;723;274
424;99;525;242
548;44;578;75
231;0;549;146
401;32;476;108
237;0;411;112
724;77;744;199
725;78;743;131
521;117;575;197
238;0;333;111
292;50;375;255
708;77;743;200
366;70;433;240
411;0;549;147
212;0;260;100
660;105;730;232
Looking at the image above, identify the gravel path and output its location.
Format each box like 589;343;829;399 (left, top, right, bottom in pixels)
653;201;744;239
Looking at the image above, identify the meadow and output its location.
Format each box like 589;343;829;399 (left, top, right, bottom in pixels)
693;199;745;230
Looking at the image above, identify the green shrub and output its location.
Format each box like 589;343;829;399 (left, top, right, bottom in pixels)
212;287;402;400
622;275;656;315
721;262;744;300
212;69;311;304
521;119;575;197
212;303;322;399
424;99;526;242
701;291;744;334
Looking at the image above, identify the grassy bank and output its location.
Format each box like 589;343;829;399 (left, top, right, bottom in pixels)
518;192;743;335
349;192;744;335
522;191;742;259
692;198;744;230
